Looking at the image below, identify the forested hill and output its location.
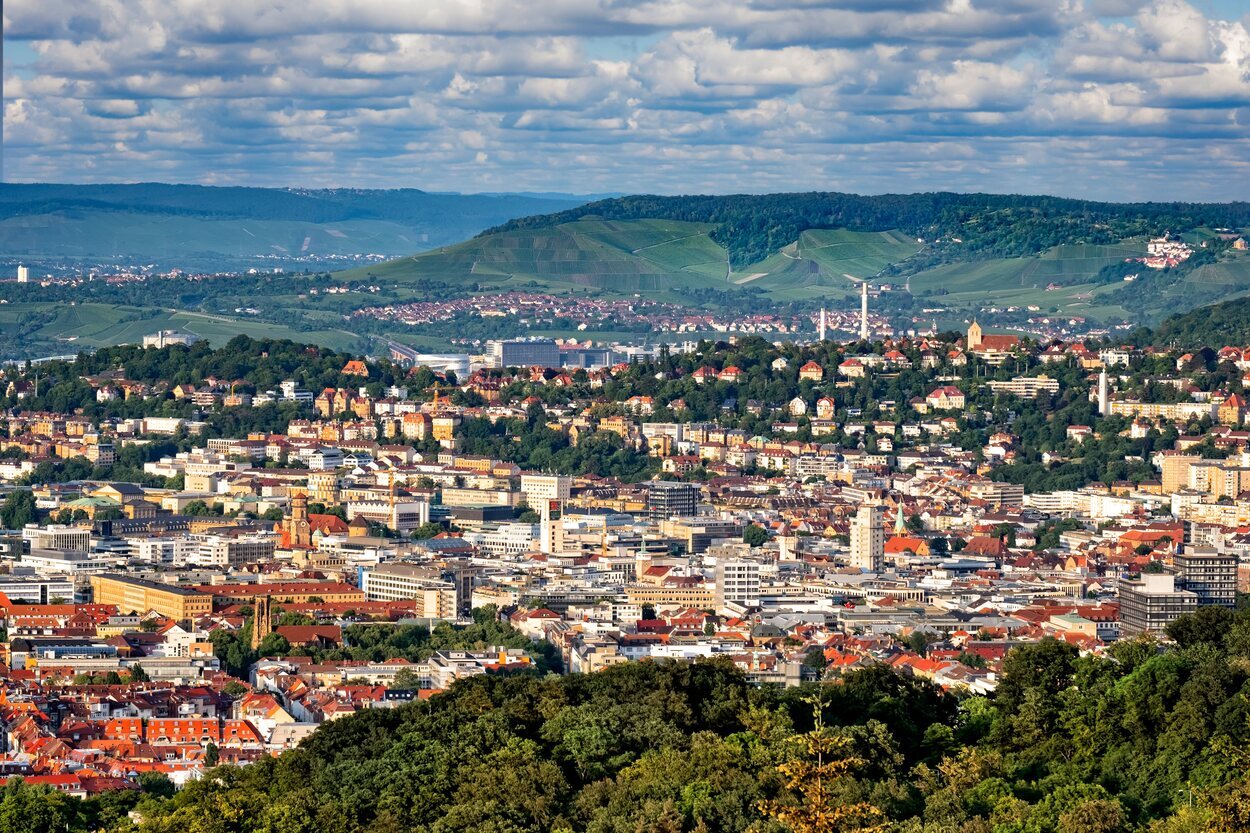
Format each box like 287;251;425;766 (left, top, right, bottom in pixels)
482;191;1250;268
1147;294;1250;347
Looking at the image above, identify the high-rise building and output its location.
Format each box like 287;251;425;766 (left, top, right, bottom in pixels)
714;558;762;613
16;265;29;283
646;481;700;520
1174;546;1237;608
1097;369;1110;417
520;474;572;507
1119;572;1197;635
850;505;884;572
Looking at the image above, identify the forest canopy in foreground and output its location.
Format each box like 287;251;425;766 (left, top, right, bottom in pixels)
9;605;1250;832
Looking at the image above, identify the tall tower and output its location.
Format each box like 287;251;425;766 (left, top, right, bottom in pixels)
540;499;564;555
286;490;312;549
16;265;29;284
1098;368;1110;417
859;282;870;341
818;308;827;342
250;596;272;650
967;319;983;351
850;505;884;572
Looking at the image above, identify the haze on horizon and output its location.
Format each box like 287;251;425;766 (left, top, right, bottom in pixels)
3;0;1249;203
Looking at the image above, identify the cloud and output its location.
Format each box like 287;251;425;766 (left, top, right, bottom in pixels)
2;0;1248;200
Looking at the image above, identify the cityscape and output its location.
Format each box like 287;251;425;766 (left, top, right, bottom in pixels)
3;1;1250;832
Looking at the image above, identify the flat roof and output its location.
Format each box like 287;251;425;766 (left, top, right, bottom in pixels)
94;574;208;597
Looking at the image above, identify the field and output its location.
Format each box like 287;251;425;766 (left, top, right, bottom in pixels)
344;218;733;297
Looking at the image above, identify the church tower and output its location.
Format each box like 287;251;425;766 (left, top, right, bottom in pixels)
286;490;312;549
967;319;983;351
250;596;272;650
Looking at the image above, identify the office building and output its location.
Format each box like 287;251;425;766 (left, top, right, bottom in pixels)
0;576;75;604
345;499;430;534
850;505;885;572
714;558;762;613
1119;573;1198;635
91;574;213;626
360;563;459;620
520;474;572;507
186;533;276;568
487;339;560;369
646;481;700;520
1174;546;1237;607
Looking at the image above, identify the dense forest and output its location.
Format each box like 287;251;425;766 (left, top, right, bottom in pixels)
485;192;1250;268
9;609;1250;832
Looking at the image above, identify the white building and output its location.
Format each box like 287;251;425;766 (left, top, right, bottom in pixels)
519;474;572;507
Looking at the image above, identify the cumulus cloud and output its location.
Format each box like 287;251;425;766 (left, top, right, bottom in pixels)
2;0;1248;199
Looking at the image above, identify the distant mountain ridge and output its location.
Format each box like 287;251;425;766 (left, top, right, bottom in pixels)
0;183;586;271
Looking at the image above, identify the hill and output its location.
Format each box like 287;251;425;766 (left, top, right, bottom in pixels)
352;217;733;296
484;191;1250;268
0;183;584;273
1146;284;1250;346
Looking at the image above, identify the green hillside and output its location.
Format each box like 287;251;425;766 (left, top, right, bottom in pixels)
731;228;922;299
351;218;732;295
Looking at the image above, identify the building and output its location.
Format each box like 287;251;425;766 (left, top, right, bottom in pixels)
646;481;700;520
1161;453;1201;494
1109;400;1217;422
850;505;885;572
1174;546;1237;607
487;339;560;369
987;376;1061;398
187;533;276;568
90;574;213;626
714;559;762;613
345;499;430;534
360;563;459;620
1119;573;1197;635
23;525;91;552
520;474;572;507
142;330;200;349
16;264;29;283
0;576;75;604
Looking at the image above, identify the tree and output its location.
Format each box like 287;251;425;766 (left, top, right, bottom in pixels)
410;521;446;540
203;742;219;767
1165;606;1237;649
0;489;36;530
129;663;150;682
758;700;884;833
743;524;769;547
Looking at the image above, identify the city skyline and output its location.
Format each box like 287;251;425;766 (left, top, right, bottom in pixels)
3;0;1249;200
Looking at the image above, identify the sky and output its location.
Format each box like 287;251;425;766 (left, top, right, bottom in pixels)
3;0;1250;201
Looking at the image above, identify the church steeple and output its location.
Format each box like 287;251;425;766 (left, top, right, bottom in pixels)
967;318;982;351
